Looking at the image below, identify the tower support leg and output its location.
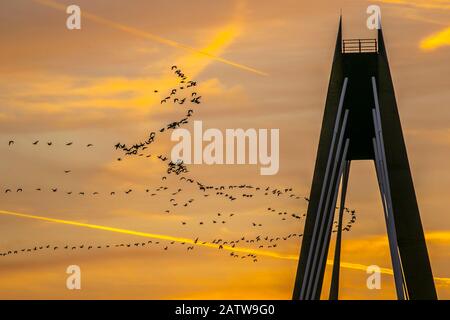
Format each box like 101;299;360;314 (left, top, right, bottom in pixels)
329;160;351;300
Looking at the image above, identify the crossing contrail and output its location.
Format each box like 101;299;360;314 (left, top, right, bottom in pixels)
32;0;267;76
0;209;293;260
2;208;450;286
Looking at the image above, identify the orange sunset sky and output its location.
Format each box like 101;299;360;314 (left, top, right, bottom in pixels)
0;0;449;299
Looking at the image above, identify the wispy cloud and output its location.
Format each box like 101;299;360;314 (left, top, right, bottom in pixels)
375;0;450;10
374;0;450;51
0;13;245;132
33;0;266;76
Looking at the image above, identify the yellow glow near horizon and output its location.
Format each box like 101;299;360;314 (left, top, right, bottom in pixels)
1;209;449;286
32;0;267;76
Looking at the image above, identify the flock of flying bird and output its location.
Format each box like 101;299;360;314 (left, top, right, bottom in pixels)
0;66;359;262
0;237;257;261
0;228;308;261
7;141;94;147
114;66;199;159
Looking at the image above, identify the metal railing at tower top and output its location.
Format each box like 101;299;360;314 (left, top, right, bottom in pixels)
342;39;378;53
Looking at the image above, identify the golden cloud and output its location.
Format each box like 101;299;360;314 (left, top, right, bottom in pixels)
421;26;450;51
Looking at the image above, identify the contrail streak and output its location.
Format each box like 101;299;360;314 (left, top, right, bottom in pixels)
0;209;293;259
374;0;450;10
0;209;449;285
32;0;267;76
421;26;450;51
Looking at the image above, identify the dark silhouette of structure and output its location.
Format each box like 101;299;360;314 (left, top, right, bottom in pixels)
292;18;437;300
